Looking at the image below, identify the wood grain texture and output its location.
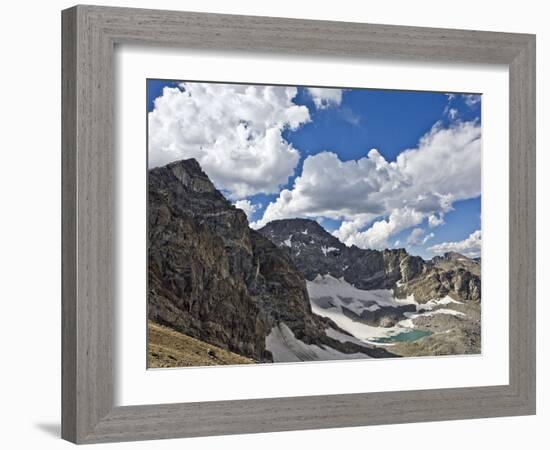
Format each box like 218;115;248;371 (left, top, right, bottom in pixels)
508;36;536;408
61;5;536;444
61;6;77;443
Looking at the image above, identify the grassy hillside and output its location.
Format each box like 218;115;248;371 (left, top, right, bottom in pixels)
147;321;256;368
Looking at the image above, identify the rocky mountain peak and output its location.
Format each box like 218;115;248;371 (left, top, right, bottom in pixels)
443;251;470;261
259;218;388;288
259;218;342;247
260;218;335;239
258;218;480;303
151;158;216;194
431;250;480;277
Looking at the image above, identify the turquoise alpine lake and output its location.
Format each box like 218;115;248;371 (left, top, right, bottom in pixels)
372;329;433;343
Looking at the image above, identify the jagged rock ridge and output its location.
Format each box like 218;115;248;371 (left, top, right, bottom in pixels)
258;218;481;304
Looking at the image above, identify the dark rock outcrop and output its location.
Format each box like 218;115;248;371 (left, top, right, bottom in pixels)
341;303;417;328
148;159;271;361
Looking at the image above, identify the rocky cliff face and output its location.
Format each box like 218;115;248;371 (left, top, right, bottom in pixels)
148;159;270;361
148;159;393;362
431;251;481;276
258;219;481;304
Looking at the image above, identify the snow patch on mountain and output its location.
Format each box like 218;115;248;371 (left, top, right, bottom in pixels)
306;275;468;347
417;295;463;312
399;308;466;328
306;275;417;341
321;246;338;256
308;274;416;308
266;323;366;362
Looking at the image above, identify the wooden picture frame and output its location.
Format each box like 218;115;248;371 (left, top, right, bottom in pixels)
61;5;536;444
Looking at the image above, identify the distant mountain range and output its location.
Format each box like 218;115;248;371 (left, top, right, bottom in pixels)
148;159;481;366
258;219;480;303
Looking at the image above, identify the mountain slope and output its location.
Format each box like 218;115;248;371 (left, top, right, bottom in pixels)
148;159;270;361
148;159;395;363
431;251;481;277
258;219;481;355
148;321;255;368
258;218;481;303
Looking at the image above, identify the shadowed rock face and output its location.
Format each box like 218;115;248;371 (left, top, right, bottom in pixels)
148;159;271;361
148;159;395;362
258;219;481;304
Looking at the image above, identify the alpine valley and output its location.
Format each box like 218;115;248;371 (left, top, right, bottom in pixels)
148;159;481;368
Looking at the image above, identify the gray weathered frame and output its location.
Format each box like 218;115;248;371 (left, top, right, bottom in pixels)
61;5;536;444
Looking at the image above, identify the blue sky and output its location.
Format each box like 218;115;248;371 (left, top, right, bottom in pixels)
147;80;482;259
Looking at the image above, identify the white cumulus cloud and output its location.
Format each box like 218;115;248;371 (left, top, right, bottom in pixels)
255;120;481;249
428;230;481;258
463;94;481;107
428;213;445;228
407;228;425;246
148;83;310;198
447;108;458;120
337;208;425;250
423;233;435;244
306;88;343;109
233;199;260;221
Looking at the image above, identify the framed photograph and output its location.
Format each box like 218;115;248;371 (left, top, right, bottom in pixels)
62;5;536;444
